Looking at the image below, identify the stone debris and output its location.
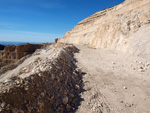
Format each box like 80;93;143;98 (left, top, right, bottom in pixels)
126;103;134;107
129;60;150;72
0;43;83;113
63;96;69;105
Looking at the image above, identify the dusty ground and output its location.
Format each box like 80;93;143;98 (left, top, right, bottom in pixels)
75;45;150;113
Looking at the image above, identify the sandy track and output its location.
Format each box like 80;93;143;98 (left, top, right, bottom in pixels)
75;45;150;113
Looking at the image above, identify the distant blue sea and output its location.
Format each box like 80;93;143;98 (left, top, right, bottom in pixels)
0;41;41;46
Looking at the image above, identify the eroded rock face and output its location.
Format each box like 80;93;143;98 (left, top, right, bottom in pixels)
0;44;83;113
59;0;150;55
0;43;42;68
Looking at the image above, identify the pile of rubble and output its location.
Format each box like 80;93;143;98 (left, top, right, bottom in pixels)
0;43;84;113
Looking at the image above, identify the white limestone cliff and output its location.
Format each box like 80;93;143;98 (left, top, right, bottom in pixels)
59;0;150;56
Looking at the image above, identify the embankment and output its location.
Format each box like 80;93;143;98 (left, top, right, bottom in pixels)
0;43;84;113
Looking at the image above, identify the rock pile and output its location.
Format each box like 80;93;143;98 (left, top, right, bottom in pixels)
0;44;84;113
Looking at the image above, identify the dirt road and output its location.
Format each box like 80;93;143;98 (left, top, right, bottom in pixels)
75;45;150;113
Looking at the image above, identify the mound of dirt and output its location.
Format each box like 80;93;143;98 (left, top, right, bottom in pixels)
0;44;84;113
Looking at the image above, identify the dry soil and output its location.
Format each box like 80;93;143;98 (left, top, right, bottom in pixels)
75;45;150;113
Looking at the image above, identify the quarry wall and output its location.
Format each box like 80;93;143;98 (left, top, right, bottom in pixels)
59;0;150;55
0;44;42;68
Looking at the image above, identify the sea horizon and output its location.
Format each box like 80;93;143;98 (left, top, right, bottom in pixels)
0;41;48;46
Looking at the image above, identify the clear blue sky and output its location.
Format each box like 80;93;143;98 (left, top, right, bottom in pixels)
0;0;124;43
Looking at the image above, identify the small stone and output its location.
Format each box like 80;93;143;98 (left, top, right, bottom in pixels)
76;68;82;74
123;86;127;89
20;79;23;84
16;80;20;84
140;67;144;69
146;63;150;67
120;101;124;103
112;62;116;64
38;73;42;77
126;103;134;107
139;62;142;64
62;96;68;105
132;68;136;70
41;92;45;97
139;69;145;72
4;79;9;83
75;85;80;91
1;102;6;108
25;87;29;91
66;104;71;111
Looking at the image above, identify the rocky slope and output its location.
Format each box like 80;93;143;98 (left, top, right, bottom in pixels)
0;43;42;68
59;0;150;56
0;43;83;113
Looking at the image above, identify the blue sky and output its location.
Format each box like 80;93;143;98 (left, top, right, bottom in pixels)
0;0;124;43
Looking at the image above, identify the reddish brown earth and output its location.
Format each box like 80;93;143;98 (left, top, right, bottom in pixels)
0;43;42;68
0;44;84;113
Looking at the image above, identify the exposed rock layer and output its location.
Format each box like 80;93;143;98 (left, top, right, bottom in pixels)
0;43;42;68
59;0;150;55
